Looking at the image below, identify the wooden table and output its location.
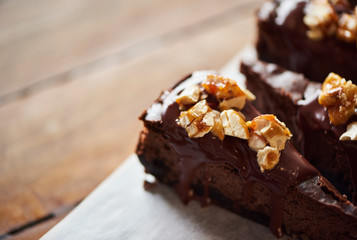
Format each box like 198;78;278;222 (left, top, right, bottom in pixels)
0;0;264;238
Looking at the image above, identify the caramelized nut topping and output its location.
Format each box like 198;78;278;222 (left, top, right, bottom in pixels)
220;109;250;139
337;12;357;43
340;121;357;141
176;75;253;140
304;0;338;40
247;115;292;151
202;75;245;101
257;146;281;172
175;77;293;173
219;96;247;111
247;115;292;172
304;1;357;45
176;84;201;106
178;100;214;138
248;132;267;152
211;110;225;140
201;75;251;110
318;72;357;125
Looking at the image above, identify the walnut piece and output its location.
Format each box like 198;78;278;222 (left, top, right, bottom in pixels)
247;115;291;172
337;11;357;43
176;84;200;106
248;132;267;152
340;121;357;141
303;0;338;40
201;75;251;111
220;109;249;140
219;96;246;111
178;100;215;138
257;146;281;172
304;1;357;45
318;72;357;125
247;114;292;151
211;110;225;140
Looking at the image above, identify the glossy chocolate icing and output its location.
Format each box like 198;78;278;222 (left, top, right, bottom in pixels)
147;72;319;237
257;0;357;83
299;97;357;203
242;58;357;204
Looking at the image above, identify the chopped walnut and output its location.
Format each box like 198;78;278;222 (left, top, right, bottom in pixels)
176;74;255;140
177;100;215;138
219;96;246;111
318;72;357;125
248;132;267;152
201;75;249;110
211;110;225;140
340;121;357;141
303;0;338;40
247;115;291;172
220;109;250;140
337;12;357;43
176;84;201;106
304;1;357;44
257;146;281;172
247;115;292;151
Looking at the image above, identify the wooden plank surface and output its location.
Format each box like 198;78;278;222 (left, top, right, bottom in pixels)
0;0;253;102
0;0;264;238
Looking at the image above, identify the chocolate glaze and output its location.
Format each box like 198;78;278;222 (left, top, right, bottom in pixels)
344;142;357;203
148;73;319;237
257;0;357;83
138;71;357;239
242;58;357;204
299;97;357;203
241;59;313;151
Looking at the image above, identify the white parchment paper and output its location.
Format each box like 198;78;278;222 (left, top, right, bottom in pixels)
42;47;287;240
42;155;281;240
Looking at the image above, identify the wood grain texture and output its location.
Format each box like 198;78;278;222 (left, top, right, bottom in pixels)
0;0;264;237
0;0;254;100
4;214;66;240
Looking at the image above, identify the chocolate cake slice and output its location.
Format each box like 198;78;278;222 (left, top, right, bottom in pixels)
136;71;357;239
256;0;357;83
242;59;357;205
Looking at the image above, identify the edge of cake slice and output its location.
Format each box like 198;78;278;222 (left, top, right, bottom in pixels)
241;58;357;204
256;0;357;83
136;71;357;239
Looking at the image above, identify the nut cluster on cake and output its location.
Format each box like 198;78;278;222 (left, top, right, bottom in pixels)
176;75;292;172
137;1;357;238
304;0;357;44
318;72;357;140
